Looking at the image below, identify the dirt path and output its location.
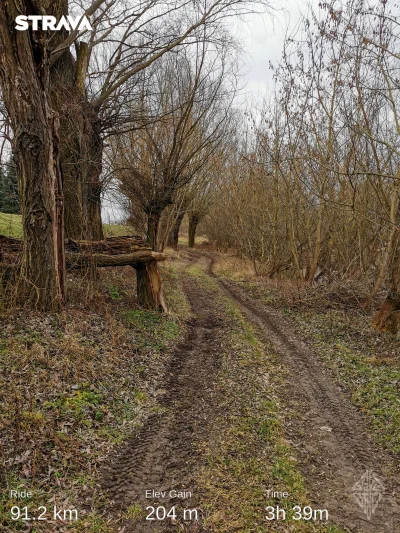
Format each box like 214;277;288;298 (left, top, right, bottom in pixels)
99;274;223;532
99;250;400;533
197;252;400;533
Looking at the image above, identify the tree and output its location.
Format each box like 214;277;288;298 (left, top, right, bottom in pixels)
113;43;236;250
311;0;400;331
0;0;65;311
50;0;269;240
186;166;217;248
0;0;265;311
204;0;400;333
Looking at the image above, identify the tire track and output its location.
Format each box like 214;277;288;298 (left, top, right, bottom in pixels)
99;275;222;532
202;254;400;533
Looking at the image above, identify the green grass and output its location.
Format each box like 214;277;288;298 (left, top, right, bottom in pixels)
0;211;133;239
0;212;22;237
218;271;400;460
0;267;186;532
294;310;400;455
0;473;52;532
103;223;134;237
123;309;181;352
184;266;346;533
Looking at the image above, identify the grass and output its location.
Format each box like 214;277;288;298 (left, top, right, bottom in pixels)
291;310;400;455
0;263;187;532
123;308;181;352
160;262;191;319
184;265;347;533
0;211;133;239
74;515;114;533
103;223;134;237
0;212;22;237
212;252;400;459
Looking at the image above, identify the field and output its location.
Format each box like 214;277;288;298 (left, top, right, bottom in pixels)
0;212;132;239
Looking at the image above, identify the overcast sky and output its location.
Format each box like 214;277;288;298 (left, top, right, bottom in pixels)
103;0;320;223
236;0;319;103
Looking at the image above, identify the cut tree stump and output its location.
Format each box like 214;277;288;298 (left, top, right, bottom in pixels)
136;262;167;312
0;235;167;312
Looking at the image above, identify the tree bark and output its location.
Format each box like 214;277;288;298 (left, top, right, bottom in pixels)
188;213;200;248
373;230;400;333
51;39;104;240
135;261;167;312
168;212;185;248
1;235;165;265
308;202;324;283
372;288;400;334
147;211;162;251
62;107;104;240
372;177;400;333
85;114;104;240
0;2;65;311
67;250;165;268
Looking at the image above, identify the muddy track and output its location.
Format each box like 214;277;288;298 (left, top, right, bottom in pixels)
99;275;222;532
99;250;400;533
191;251;400;533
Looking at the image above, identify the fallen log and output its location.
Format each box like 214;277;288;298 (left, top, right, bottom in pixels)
0;235;156;256
0;235;167;312
66;250;166;268
65;235;149;255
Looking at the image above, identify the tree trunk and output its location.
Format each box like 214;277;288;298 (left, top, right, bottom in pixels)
373;230;400;333
135;262;167;312
147;212;162;251
51;45;84;240
81;107;104;240
372;289;400;334
168;212;185;248
61;109;104;241
188;213;200;248
308;203;323;283
1;234;166;268
51;41;103;240
372;181;400;333
0;2;65;311
366;181;400;311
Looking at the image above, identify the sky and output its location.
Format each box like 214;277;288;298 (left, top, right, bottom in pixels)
236;0;319;104
102;0;320;223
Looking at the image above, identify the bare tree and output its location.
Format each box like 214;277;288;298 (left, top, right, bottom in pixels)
113;42;236;250
51;0;270;240
0;0;269;310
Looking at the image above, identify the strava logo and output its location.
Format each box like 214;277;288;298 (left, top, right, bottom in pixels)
15;15;92;32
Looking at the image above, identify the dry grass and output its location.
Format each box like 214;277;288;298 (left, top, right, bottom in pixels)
0;262;186;532
211;251;374;313
211;252;257;281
